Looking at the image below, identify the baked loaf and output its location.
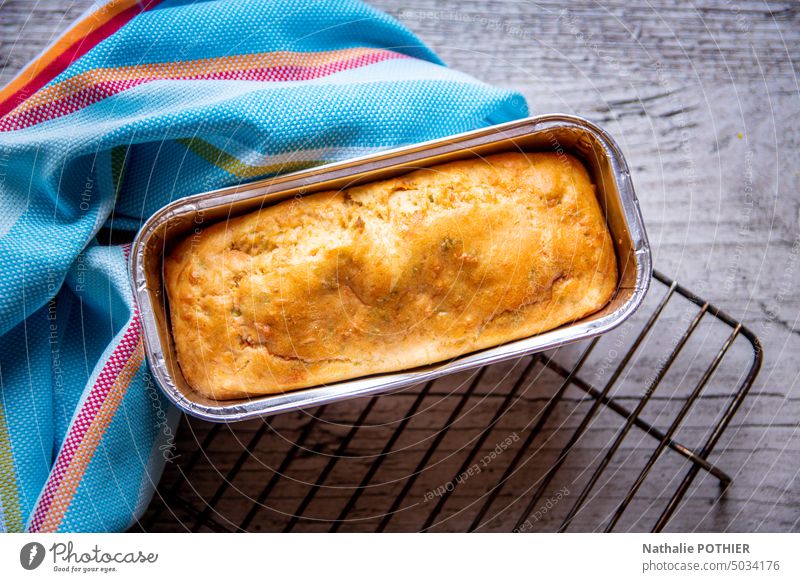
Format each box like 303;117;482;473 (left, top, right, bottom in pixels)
165;152;617;400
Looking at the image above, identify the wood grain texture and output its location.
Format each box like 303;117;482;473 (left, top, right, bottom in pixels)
1;0;797;532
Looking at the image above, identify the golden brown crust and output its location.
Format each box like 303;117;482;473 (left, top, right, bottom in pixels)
164;152;617;400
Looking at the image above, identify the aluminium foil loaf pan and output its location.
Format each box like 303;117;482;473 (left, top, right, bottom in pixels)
130;114;652;422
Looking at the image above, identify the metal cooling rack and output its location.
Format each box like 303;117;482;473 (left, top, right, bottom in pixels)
136;270;762;533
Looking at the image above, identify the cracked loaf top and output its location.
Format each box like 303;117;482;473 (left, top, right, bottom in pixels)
164;152;617;400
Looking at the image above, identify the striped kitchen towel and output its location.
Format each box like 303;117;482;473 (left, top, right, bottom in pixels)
0;0;527;532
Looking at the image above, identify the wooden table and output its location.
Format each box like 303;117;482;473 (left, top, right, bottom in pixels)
2;0;798;532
